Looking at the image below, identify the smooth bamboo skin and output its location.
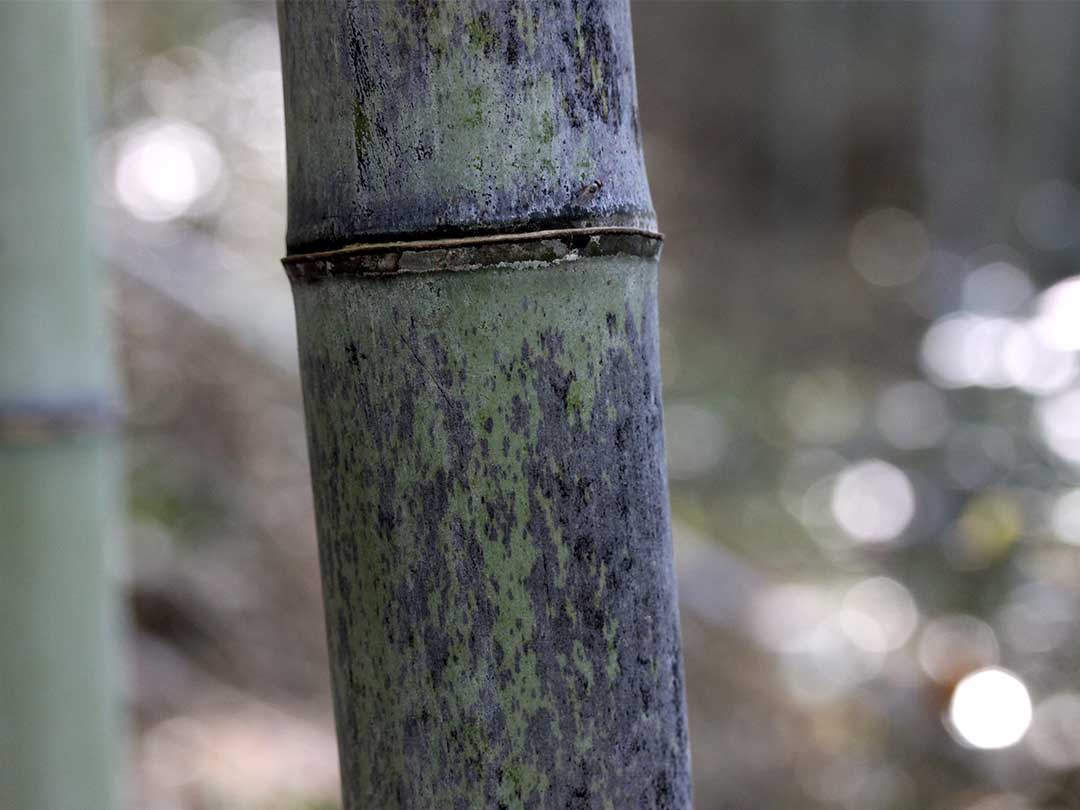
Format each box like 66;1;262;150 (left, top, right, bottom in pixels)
0;443;120;810
0;3;121;808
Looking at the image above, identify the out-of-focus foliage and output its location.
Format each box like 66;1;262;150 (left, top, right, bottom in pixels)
100;2;1080;808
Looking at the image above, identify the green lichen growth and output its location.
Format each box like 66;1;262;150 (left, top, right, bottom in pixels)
463;85;485;128
589;55;610;119
540;110;555;144
466;14;496;53
565;377;594;426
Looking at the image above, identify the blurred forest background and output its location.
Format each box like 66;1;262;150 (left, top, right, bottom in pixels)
96;2;1080;808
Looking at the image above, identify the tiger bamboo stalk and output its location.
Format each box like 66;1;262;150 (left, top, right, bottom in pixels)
278;2;691;807
0;2;122;808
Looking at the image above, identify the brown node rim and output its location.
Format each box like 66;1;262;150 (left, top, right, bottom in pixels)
282;226;664;281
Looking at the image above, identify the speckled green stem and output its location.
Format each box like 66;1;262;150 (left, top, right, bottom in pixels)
279;2;690;807
277;0;656;249
290;244;689;809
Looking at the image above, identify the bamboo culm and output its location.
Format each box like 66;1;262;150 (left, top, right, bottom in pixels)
0;3;122;809
277;2;692;807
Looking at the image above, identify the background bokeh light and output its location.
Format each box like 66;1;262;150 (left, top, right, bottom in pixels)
948;668;1032;750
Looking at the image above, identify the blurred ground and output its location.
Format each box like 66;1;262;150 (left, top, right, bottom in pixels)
99;2;1080;808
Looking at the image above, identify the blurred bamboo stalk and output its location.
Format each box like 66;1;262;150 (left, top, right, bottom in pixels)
770;1;851;227
921;2;999;253
278;1;691;807
0;3;123;808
